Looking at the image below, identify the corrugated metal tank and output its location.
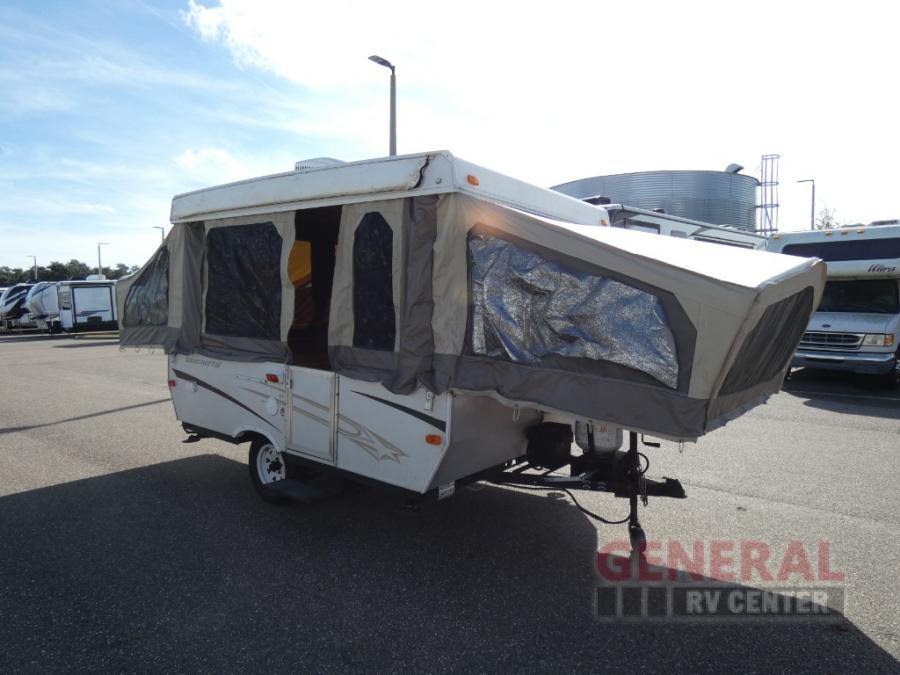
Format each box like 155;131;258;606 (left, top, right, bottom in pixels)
552;170;760;231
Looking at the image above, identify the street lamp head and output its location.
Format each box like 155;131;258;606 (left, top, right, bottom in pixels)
368;55;394;71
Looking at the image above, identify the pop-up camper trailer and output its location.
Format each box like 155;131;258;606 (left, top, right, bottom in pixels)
118;152;824;549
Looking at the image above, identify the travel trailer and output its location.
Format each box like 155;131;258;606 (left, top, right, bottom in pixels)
119;151;824;550
57;279;117;333
24;282;60;332
769;223;900;384
0;283;34;331
600;204;766;249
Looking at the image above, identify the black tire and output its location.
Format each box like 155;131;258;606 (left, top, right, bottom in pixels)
248;438;293;505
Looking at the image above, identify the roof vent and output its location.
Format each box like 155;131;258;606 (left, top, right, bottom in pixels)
294;157;346;171
725;163;744;174
652;208;667;214
582;195;612;205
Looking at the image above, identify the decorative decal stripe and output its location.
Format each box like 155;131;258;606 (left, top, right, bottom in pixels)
172;368;280;431
350;391;446;432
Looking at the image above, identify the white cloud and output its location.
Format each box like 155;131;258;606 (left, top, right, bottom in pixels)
179;0;900;227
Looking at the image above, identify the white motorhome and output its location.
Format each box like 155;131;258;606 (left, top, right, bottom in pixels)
57;279;118;333
118;151;823;549
768;224;900;383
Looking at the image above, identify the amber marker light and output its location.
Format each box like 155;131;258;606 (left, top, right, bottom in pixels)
425;434;443;445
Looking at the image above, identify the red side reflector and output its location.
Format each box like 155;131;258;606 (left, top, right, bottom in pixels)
168;379;177;388
266;373;280;383
425;434;443;446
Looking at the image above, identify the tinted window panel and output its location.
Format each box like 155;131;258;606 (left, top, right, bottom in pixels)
206;223;282;339
124;247;169;327
818;279;900;314
782;238;900;261
352;212;395;351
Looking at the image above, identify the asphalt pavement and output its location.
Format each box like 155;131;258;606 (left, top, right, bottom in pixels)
1;333;898;673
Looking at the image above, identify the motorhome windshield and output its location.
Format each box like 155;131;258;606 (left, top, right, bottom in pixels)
818;279;900;314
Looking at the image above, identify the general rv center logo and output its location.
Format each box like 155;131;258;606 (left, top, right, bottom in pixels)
594;539;845;622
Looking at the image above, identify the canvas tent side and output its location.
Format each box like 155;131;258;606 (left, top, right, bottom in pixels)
120;162;824;442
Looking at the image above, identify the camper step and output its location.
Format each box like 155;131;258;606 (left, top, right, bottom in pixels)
267;478;325;502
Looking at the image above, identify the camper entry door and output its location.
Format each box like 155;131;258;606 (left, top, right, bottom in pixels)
286;367;337;463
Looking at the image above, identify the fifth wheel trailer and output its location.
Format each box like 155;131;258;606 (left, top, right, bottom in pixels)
118;151;824;550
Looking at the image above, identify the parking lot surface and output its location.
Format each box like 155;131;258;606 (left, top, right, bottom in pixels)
1;333;899;673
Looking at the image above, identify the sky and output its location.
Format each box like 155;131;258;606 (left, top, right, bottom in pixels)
1;0;898;269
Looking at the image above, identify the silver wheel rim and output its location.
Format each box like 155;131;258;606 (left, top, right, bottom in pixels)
256;444;286;484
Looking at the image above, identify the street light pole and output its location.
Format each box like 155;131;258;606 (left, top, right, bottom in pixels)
797;179;816;230
153;226;165;243
97;242;108;276
368;55;396;156
28;256;37;281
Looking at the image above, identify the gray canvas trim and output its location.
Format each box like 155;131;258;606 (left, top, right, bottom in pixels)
329;196;439;394
198;334;288;363
706;372;786;431
433;354;709;440
119;325;177;351
177;222;204;353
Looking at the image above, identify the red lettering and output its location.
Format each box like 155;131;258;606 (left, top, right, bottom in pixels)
778;540;814;581
597;541;631;581
740;541;774;582
709;540;736;581
638;541;664;581
818;540;844;582
667;540;705;581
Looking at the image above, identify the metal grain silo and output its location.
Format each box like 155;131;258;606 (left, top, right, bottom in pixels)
551;169;760;231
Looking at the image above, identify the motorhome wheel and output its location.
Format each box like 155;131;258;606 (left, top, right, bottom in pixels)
249;439;293;505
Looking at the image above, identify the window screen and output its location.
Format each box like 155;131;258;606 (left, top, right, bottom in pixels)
467;233;679;389
352;212;395;351
719;287;814;395
124;247;169;327
205;223;282;339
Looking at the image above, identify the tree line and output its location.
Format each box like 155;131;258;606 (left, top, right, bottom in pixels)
0;260;139;285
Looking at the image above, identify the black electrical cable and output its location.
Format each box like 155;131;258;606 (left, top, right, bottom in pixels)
486;479;631;525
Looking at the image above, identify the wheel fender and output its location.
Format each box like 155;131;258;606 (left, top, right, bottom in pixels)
234;425;283;452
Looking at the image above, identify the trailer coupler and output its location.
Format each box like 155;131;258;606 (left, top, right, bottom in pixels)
490;431;684;553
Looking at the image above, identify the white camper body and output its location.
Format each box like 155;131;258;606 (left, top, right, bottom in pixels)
768;224;900;379
23;282;60;332
119;151;823;546
57;280;118;333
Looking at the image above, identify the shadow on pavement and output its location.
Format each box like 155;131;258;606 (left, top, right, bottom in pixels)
783;368;900;420
0;454;895;672
0;399;170;435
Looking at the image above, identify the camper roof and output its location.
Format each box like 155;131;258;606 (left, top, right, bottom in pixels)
170;150;608;226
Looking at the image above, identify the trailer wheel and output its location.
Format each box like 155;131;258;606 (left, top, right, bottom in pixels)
249;439;293;505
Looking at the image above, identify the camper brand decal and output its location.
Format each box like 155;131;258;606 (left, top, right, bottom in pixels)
350;391;446;432
185;357;222;368
171;369;278;431
593;538;845;622
868;264;897;273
